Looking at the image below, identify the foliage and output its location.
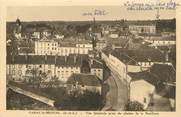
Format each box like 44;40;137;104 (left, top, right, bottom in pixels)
156;19;176;32
54;90;103;110
125;101;144;111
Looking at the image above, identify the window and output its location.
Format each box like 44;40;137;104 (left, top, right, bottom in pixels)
39;65;42;68
28;66;31;69
18;65;22;68
73;49;76;53
83;50;85;54
18;70;22;75
12;70;15;75
39;70;42;74
47;70;51;74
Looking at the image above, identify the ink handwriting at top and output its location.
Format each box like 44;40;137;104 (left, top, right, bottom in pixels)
124;0;179;10
82;9;108;16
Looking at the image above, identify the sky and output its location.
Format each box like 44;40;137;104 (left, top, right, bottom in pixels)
6;6;176;21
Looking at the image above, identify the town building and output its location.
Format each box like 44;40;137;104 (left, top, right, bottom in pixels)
66;73;102;94
35;40;59;55
145;37;176;47
101;46;172;84
128;71;156;109
6;54;87;82
90;59;103;80
7;54;104;83
35;40;93;56
129;24;156;34
128;64;176;110
24;23;53;39
108;33;119;39
96;40;107;50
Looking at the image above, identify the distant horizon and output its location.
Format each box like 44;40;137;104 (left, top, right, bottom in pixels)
6;18;176;22
7;6;176;22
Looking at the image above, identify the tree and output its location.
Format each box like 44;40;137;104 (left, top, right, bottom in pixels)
125;101;144;111
54;90;103;110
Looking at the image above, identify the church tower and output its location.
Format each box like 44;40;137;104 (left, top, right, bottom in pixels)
14;17;22;39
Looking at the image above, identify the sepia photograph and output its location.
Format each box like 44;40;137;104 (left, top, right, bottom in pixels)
6;5;176;111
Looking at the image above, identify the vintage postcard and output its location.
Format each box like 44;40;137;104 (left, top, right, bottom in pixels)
0;0;181;116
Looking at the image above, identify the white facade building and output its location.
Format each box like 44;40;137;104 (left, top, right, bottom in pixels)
35;40;93;56
145;39;176;47
6;55;83;82
90;59;103;80
130;79;155;109
129;25;156;34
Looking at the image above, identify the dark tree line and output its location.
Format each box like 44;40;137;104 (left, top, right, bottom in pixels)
156;19;176;32
54;90;103;110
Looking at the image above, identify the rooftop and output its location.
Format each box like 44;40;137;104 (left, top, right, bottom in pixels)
128;70;176;99
128;21;156;26
128;71;159;86
67;73;102;86
7;54;89;67
91;59;103;69
150;64;176;83
111;46;166;64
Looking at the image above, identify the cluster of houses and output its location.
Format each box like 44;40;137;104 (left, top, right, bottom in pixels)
7;18;176;110
7;18;104;95
101;39;176;110
99;20;176;110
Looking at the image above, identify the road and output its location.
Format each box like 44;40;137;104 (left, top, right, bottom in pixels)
101;53;129;111
102;75;118;110
111;72;128;111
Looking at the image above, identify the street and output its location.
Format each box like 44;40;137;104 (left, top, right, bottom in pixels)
102;75;118;110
